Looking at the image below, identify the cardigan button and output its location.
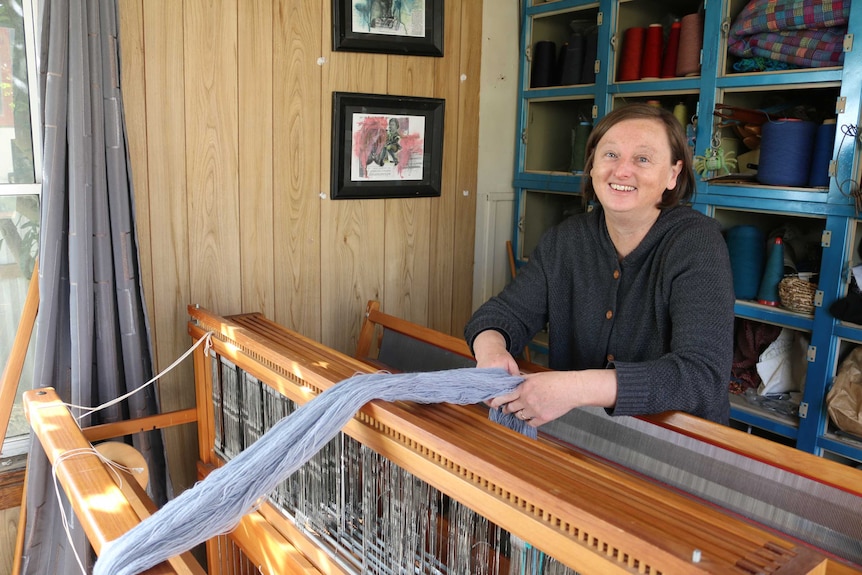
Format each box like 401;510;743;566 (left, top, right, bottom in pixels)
605;310;613;320
613;270;620;279
607;354;615;362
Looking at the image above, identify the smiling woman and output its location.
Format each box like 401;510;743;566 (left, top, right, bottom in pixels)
465;103;735;428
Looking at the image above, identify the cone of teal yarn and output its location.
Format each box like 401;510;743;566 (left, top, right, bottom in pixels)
726;225;765;300
757;237;784;306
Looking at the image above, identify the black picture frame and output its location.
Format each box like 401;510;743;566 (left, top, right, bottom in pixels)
332;0;444;57
330;92;445;200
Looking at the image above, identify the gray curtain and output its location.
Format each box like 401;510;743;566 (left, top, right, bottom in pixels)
21;1;169;572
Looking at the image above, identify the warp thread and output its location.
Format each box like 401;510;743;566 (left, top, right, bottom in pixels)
726;225;766;300
93;367;529;575
661;20;682;78
757;119;817;187
618;27;644;81
531;41;556;88
640;24;663;79
676;13;702;76
808;119;837;187
570;121;592;172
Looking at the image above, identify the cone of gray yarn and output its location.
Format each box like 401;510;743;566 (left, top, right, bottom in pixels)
93;367;530;575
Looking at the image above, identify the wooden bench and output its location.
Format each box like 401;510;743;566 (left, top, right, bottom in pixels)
355;300;545;374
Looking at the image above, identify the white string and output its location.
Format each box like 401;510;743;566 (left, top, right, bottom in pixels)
40;330;212;574
51;330;214;421
51;446;148;575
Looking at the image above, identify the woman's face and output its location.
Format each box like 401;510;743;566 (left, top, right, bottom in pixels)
589;117;682;220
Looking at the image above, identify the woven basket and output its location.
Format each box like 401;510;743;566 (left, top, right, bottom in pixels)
778;277;817;314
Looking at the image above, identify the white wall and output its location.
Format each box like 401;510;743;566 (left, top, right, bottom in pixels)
472;2;519;311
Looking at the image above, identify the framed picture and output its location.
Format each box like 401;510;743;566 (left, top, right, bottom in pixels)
330;92;445;200
332;0;444;57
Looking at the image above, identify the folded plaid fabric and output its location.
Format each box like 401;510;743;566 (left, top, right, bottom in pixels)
728;0;850;67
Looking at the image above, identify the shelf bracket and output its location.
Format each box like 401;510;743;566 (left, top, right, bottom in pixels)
814;290;824;307
807;345;817;362
844;33;854;53
799;402;809;418
821;229;832;248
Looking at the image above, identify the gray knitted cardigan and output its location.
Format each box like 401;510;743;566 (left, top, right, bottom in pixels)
465;205;735;423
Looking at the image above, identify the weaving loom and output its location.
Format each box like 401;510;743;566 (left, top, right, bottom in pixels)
25;304;862;574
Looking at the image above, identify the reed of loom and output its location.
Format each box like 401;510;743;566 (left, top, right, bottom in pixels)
186;305;862;575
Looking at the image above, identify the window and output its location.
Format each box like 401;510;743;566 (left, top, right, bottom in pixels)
0;0;41;458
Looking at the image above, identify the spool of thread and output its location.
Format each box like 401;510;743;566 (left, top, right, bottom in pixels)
673;103;688;128
618;27;645;81
640;24;663;79
757;237;784;306
676;13;703;76
726;225;765;300
757;119;817;187
570;121;592;172
661;20;682;78
531;41;557;88
808;118;837;187
558;32;585;86
580;29;598;84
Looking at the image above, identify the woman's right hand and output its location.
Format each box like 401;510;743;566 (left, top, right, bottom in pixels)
472;329;520;375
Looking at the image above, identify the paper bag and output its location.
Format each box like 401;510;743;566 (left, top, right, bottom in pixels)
827;346;862;437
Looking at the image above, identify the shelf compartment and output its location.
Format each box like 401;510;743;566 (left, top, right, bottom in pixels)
707;85;842;195
614;0;704;84
526;4;600;90
729;393;799;440
714;206;825;313
517;189;586;260
721;0;848;77
522;98;595;175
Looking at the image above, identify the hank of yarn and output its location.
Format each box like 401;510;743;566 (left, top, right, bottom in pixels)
558;32;585;86
757;119;817;187
676;13;702;76
640;24;663;79
757;237;784;306
726;225;765;300
661;20;682;78
531;41;557;88
570;121;592;172
808;119;836;187
580;28;598;83
92;367;529;575
618;27;645;81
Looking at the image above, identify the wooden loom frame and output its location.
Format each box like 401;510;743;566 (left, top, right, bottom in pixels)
22;303;862;575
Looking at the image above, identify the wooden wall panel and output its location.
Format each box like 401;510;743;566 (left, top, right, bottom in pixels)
452;0;484;331
119;0;483;491
383;56;436;324
273;0;323;339
140;0;197;491
320;47;388;353
239;0;275;318
428;0;463;334
185;0;242;314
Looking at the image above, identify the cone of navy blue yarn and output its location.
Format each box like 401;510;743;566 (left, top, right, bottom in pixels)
726;225;765;300
757;119;817;187
808;119;836;187
757;237;784;306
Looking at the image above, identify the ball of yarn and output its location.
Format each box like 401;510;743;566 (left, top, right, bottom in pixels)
726;225;765;300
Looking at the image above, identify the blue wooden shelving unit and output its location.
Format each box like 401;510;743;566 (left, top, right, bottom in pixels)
513;0;862;464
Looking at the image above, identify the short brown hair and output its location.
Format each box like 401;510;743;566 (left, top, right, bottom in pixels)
580;103;696;208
